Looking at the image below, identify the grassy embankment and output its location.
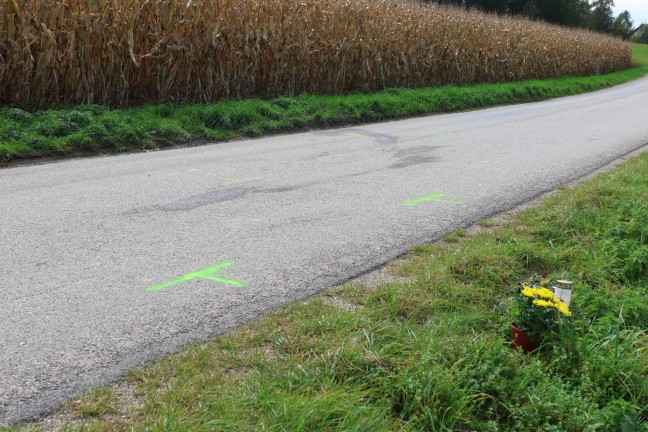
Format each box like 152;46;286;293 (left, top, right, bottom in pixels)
16;144;648;430
1;29;644;162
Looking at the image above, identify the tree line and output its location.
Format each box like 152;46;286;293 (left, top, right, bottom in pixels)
424;0;639;40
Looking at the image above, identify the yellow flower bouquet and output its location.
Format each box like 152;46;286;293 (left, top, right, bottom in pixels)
511;284;572;353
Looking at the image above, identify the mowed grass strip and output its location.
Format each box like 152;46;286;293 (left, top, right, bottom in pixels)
18;150;648;431
2;44;648;165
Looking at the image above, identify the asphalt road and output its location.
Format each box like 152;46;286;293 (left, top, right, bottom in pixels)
2;76;648;425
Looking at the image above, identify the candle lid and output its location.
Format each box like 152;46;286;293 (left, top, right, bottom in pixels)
556;280;573;289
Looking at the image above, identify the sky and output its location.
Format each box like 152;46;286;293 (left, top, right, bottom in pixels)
613;0;648;26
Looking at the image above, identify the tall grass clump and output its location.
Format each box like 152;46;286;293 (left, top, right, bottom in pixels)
0;0;631;110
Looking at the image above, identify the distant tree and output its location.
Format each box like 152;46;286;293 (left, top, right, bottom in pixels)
507;0;541;19
424;0;510;14
612;11;633;39
424;0;590;28
464;0;510;14
534;0;590;27
589;0;615;33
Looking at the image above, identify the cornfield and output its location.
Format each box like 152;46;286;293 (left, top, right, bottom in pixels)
0;0;632;110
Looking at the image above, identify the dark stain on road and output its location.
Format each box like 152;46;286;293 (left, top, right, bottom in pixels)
160;187;254;210
158;180;323;211
352;129;397;146
263;186;300;193
316;128;397;146
155;144;439;211
389;155;439;169
394;145;441;158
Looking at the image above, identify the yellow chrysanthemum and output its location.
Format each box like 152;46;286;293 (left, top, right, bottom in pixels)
554;300;572;317
521;286;537;298
536;287;555;300
532;299;554;308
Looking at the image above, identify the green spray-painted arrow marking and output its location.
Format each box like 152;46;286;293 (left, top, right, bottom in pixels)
403;193;464;206
146;262;245;292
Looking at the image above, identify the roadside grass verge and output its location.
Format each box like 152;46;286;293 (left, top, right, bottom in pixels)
18;151;648;430
2;44;647;165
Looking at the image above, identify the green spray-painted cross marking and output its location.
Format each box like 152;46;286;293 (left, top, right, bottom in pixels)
146;262;245;292
403;193;464;206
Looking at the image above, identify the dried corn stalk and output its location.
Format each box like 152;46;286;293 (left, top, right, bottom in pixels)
0;0;632;109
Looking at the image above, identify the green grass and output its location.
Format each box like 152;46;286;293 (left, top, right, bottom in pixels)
66;388;120;419
476;218;496;227
2;44;647;164
18;145;648;431
441;227;467;242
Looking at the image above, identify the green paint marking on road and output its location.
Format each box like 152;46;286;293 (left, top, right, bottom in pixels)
223;177;262;186
146;262;245;292
345;133;370;139
403;193;464;206
420;131;451;137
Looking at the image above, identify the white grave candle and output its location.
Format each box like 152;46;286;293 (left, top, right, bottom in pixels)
553;280;573;307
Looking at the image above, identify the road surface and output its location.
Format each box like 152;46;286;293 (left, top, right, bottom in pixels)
1;76;648;424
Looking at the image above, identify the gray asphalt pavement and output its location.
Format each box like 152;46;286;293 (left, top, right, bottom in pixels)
2;77;648;425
